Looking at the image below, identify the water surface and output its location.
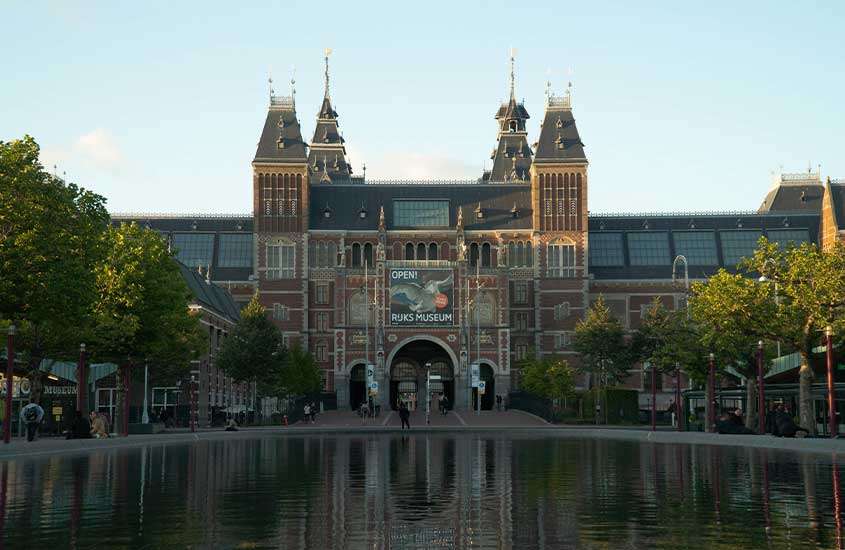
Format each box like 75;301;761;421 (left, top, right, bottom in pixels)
1;434;843;549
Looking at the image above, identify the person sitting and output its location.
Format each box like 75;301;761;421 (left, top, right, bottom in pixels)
89;412;109;439
717;412;756;435
225;417;239;432
65;411;92;439
774;406;809;438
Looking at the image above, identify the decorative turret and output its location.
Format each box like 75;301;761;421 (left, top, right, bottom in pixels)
308;49;353;183
533;81;585;164
254;73;308;164
484;50;533;182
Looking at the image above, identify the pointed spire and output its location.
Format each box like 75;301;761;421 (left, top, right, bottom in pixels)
290;66;296;108
508;47;516;101
323;48;332;99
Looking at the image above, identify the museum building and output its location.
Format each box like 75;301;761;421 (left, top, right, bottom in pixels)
114;56;845;412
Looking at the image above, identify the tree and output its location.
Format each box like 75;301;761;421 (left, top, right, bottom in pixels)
92;223;206;433
573;296;638;424
0;136;110;403
519;354;576;402
280;345;322;397
689;270;777;430
746;238;845;434
637;299;710;383
216;295;287;396
573;296;636;387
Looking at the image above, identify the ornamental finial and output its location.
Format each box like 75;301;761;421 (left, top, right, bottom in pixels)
508;47;517;101
324;48;332;99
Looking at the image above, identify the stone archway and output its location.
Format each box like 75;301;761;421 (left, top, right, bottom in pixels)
387;337;457;411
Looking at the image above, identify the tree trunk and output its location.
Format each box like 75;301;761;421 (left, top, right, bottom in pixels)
799;351;815;435
745;377;758;431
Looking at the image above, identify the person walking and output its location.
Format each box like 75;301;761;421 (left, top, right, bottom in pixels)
399;401;411;430
440;395;449;416
303;402;311;424
310;402;317;423
20;402;44;442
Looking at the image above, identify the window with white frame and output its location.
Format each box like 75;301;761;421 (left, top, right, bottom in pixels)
554;332;570;350
316;311;329;332
272;303;289;321
515;342;530;361
315;340;328;362
315;283;330;304
554;302;570;321
513;282;529;304
513;311;529;331
266;243;295;279
547;241;577;278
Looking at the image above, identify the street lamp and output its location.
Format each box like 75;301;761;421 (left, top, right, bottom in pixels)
77;343;87;414
141;363;150;424
425;361;431;425
758;269;781;358
674;362;683;432
708;352;716;433
757;340;766;434
672;255;689;318
4;324;16;444
826;325;837;438
649;363;657;432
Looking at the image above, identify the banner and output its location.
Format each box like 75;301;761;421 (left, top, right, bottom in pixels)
388;269;454;326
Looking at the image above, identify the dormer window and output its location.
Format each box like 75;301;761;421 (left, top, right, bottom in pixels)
277;117;286;129
475;202;484;220
511;203;519;218
359;202;368;219
509;120;517;132
323;204;333;219
277;137;285;149
555;133;564;150
555;116;563;129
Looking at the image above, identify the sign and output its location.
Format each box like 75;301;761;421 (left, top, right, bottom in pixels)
389;269;454;326
369;381;379;396
429;375;442;381
470;363;480;388
478;381;486;394
44;386;77;395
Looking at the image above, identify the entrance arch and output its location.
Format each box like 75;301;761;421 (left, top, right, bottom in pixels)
349;363;366;411
387;337;457;411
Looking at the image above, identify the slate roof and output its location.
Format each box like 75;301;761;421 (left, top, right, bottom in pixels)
309;183;533;231
758;183;823;213
828;182;845;229
534;102;586;163
110;215;254;283
253;99;308;164
588;212;820;281
308;94;353;183
177;262;241;324
487;97;533;182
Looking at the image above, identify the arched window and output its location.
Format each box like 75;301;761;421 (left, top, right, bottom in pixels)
363;243;373;267
351;242;361;267
469;243;479;267
526;242;533;266
327;242;337;267
391;361;417;381
471;290;495;325
508;242;516;266
481;243;491;267
417;242;426;260
547;238;577;278
405;243;415;260
516;242;524;266
428;242;438;260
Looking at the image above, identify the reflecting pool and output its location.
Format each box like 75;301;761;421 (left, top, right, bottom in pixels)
1;434;843;549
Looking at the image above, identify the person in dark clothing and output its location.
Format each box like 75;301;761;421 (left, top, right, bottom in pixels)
717;413;756;435
774;406;809;437
65;411;92;439
440;395;448;415
399;402;411;429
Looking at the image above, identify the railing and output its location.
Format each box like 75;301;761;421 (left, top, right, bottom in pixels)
111;212;252;219
591;209;766;218
270;95;294;108
327;178;528;186
385;260;455;268
547;93;571;109
781;172;820;182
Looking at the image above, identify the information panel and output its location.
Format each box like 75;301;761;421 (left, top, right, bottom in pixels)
388;269;454;326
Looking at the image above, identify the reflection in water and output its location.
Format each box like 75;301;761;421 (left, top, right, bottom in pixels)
0;435;844;549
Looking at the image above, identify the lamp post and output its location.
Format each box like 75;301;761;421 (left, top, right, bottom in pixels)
826;325;837;438
141;363;149;424
708;352;715;433
650;363;657;432
425;361;431;425
675;363;683;432
672;255;690;318
758;261;781;358
4;325;15;444
757;340;766;435
190;375;197;433
76;343;86;414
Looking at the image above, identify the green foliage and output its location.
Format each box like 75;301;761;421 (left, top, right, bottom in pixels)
0;136;110;401
216;295;287;394
518;354;576;401
280;345;323;397
637;299;710;384
573;296;637;386
581;388;640;424
92;222;206;374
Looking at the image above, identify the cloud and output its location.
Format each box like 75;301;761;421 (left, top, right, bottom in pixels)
360;151;479;180
38;128;124;175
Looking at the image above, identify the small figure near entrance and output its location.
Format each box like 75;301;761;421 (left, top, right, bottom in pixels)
304;403;312;424
440;394;449;415
399;401;411;429
20;402;44;442
225;417;239;431
496;394;503;412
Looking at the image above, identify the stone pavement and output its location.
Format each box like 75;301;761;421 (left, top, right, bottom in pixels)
290;408;548;429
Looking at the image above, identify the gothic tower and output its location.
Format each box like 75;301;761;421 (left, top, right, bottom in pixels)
484;52;533;182
307;49;353;184
252;75;310;347
530;82;589;360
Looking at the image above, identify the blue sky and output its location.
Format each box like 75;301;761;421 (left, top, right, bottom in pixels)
3;1;843;214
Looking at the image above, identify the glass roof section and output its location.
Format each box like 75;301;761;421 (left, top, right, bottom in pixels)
672;231;718;266
627;232;670;266
217;234;253;268
172;233;215;268
588;233;625;267
720;230;762;266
